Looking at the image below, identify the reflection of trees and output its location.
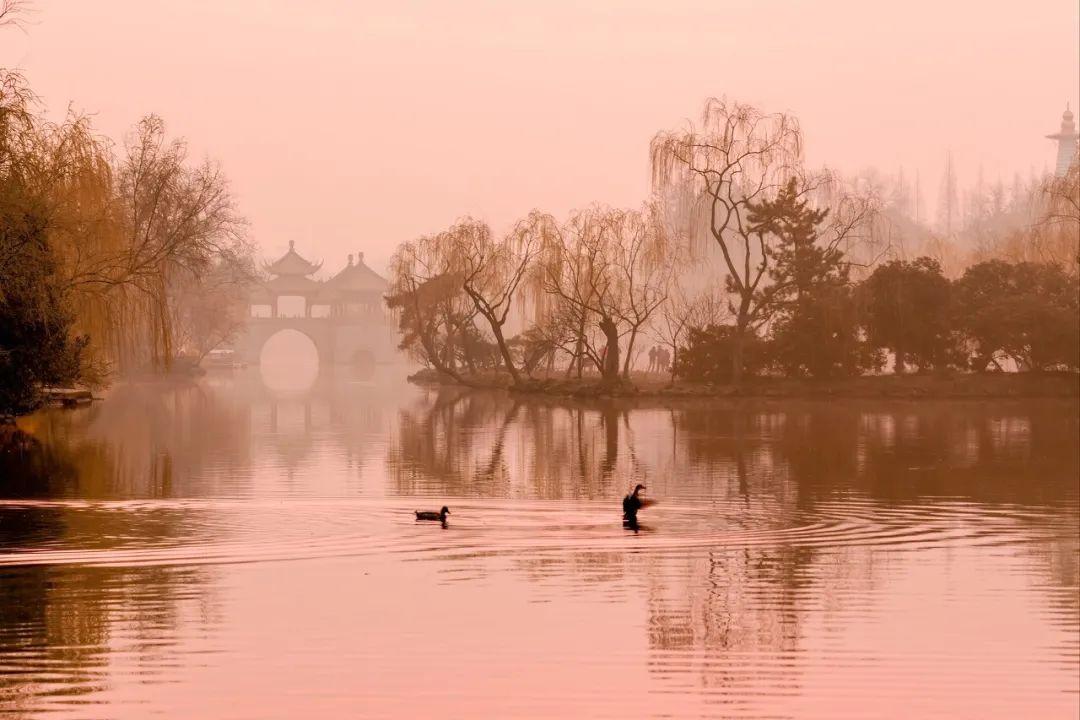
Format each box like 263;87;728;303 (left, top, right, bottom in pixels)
388;390;642;499
0;426;79;498
0;436;218;712
390;391;1079;696
668;399;1080;508
4;367;404;500
390;390;1078;514
5;382;253;498
0;564;214;714
643;545;810;697
0;389;234;713
389;388;518;497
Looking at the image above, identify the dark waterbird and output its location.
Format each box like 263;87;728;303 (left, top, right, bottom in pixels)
415;506;450;522
622;484;652;526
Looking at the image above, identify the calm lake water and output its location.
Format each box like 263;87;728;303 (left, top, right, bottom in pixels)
1;367;1077;719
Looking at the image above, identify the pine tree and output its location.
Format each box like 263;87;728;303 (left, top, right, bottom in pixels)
747;178;875;377
749;177;845;312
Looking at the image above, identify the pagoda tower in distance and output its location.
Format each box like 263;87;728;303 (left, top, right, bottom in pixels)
1046;105;1079;177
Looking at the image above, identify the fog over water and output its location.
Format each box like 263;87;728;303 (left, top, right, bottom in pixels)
1;365;1077;718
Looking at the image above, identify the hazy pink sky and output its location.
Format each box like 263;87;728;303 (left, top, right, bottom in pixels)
3;0;1077;273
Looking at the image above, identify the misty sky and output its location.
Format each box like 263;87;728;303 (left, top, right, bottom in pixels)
3;0;1077;274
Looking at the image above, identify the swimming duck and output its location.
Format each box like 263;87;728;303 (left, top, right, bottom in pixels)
415;506;450;522
622;484;647;523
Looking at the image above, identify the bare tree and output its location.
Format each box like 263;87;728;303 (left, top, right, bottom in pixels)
386;241;474;384
1033;165;1080;271
444;214;548;385
170;255;256;363
651;99;803;382
651;98;875;382
613;204;674;378
539;207;630;383
53;115;248;371
0;0;29;29
651;283;727;382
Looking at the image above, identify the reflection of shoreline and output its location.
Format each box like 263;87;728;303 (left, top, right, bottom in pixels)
408;367;1080;401
0;371;1076;716
0;563;218;715
388;386;1080;507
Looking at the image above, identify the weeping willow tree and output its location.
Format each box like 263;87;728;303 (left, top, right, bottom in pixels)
0;71;95;411
650;100;803;383
386;235;476;382
1032;165;1079;272
105;115;247;371
651;98;875;383
534;205;674;383
0;68;250;399
386;215;550;385
0;0;27;28
446;214;548;384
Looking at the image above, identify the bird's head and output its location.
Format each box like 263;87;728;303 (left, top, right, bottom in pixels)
633;484;646;495
440;506;450;516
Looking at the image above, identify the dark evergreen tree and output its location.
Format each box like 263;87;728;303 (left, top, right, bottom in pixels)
748;178;876;377
750;178;838;311
673;324;765;384
953;260;1079;371
861;257;955;373
0;192;88;414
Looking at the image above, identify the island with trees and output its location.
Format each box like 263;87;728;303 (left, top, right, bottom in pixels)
2;46;1077;414
388;100;1079;400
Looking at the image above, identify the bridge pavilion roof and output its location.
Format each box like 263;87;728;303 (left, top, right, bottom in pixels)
250;273;322;302
263;241;322;277
321;252;388;295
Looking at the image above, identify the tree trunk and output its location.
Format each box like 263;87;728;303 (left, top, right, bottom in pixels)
731;338;743;385
731;295;754;386
564;350;576;379
622;327;639;378
457;322;477;374
489;322;521;385
574;314;586;379
599;315;620;383
669;345;678;383
443;314;457;372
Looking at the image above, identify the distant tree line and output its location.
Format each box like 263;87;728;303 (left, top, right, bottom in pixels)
677;255;1078;383
387;98;1079;387
1;66;253;414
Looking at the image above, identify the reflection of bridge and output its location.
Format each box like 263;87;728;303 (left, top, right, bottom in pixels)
236;242;397;366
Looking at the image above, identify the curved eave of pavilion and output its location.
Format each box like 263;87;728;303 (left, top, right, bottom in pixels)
263;257;323;277
263;242;323;277
259;274;322;295
324;262;389;293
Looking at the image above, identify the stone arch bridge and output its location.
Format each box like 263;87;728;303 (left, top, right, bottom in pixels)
236;242;397;366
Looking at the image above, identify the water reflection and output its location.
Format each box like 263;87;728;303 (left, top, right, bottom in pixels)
386;390;1079;715
0;375;1077;718
0;561;215;715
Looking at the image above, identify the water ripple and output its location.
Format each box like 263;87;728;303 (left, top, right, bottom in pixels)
0;497;1069;569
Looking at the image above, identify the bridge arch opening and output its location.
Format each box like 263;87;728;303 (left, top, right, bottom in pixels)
259;329;319;392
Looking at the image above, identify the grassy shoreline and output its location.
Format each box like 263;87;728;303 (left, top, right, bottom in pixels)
408;368;1080;400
